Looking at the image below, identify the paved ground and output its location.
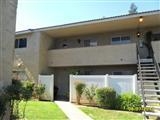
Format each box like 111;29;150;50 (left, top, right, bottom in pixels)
55;101;93;120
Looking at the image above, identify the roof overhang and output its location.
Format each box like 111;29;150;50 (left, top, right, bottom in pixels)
16;10;160;38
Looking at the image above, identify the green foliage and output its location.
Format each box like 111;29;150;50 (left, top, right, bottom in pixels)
34;84;45;100
70;70;79;75
75;82;86;104
75;82;86;96
5;80;34;101
21;81;35;101
96;87;116;109
80;106;143;120
116;93;141;112
4;80;22;119
17;101;68;120
4;80;45;119
84;85;97;105
5;80;22;101
0;92;9;118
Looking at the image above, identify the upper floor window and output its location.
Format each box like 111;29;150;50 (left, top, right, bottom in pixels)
111;36;130;45
15;38;27;48
84;39;97;47
153;33;160;41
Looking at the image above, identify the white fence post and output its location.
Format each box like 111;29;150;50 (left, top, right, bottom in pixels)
132;74;137;94
69;75;72;102
38;74;54;101
105;74;108;87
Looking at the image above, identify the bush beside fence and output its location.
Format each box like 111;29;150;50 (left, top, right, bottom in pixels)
70;74;137;103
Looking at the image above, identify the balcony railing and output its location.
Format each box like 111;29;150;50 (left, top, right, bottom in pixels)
48;43;137;67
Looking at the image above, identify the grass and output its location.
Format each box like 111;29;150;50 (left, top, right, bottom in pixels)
17;100;68;120
80;106;143;120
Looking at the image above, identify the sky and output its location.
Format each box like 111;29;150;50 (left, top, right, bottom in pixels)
16;0;160;31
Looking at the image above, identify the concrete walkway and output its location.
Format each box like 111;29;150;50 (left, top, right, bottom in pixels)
55;101;93;120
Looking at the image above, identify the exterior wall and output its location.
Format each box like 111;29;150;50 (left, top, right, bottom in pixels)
54;65;136;98
152;40;160;63
15;32;41;82
15;27;160;77
0;0;17;88
15;32;54;82
48;43;137;67
54;26;160;49
38;32;55;75
54;29;137;49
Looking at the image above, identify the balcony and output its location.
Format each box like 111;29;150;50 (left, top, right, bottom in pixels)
48;43;137;67
152;41;160;63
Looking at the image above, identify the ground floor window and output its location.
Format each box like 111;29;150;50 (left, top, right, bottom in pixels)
112;71;132;75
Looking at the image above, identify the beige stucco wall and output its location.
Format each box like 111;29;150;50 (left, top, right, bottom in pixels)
48;43;137;67
15;32;54;82
38;32;54;75
54;29;137;49
15;27;160;74
0;0;17;88
152;40;160;63
15;32;41;82
54;26;160;49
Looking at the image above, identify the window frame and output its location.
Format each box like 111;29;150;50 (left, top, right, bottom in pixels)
111;35;131;45
15;38;27;48
84;39;97;47
112;71;132;75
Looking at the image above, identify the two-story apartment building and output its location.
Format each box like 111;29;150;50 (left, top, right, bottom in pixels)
14;10;160;99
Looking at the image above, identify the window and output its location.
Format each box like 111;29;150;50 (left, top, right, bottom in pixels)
84;71;91;75
112;71;132;75
112;71;123;75
84;40;90;47
111;36;130;44
153;33;160;41
84;39;97;47
15;38;27;48
90;39;97;46
111;37;121;44
121;36;130;44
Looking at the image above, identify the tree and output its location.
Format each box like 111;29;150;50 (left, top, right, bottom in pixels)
129;3;138;14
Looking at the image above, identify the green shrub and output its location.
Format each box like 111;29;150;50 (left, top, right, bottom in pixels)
5;80;22;119
96;87;116;109
34;84;45;100
75;82;86;104
0;92;9;118
116;93;141;112
5;80;36;119
5;80;22;101
84;85;97;105
4;80;46;119
21;81;35;100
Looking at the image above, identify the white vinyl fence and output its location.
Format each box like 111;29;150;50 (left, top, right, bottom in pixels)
38;74;54;101
70;74;137;103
